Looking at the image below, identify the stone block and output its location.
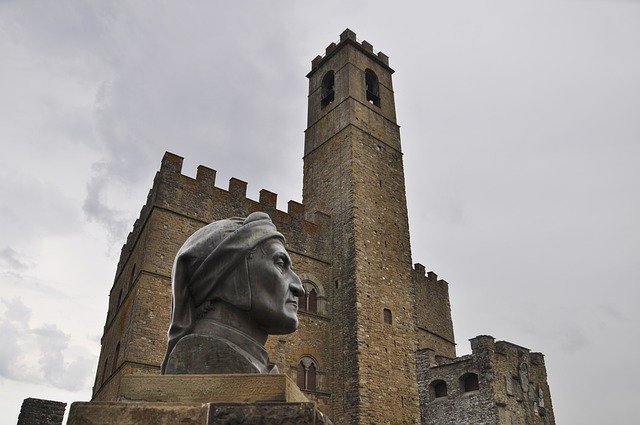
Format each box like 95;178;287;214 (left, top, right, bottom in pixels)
119;374;308;404
207;402;332;424
67;402;205;425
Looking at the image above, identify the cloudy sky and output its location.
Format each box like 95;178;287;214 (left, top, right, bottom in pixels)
1;1;638;423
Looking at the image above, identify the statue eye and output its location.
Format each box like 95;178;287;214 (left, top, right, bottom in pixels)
275;257;286;268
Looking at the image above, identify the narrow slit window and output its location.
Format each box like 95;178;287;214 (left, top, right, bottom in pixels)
383;308;392;324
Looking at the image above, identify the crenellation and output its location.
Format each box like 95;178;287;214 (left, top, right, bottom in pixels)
340;28;356;42
308;28;392;77
259;189;277;208
377;52;389;66
195;165;216;185
287;200;305;218
160;151;184;174
325;42;337;56
227;177;247;197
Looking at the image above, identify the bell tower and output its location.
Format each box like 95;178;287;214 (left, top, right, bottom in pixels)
303;29;420;424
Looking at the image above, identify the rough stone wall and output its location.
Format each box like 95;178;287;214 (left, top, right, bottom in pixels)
303;122;358;423
420;338;498;425
92;152;334;416
490;340;556;425
303;30;420;424
17;398;66;425
418;336;555;425
413;265;456;358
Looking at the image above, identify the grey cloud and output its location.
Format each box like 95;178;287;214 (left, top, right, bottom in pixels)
78;3;308;239
32;324;94;392
0;298;93;391
83;163;130;243
1;271;68;299
0;173;80;246
0;247;30;271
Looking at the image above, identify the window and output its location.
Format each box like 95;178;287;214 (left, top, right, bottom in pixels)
297;357;318;391
130;264;136;285
298;283;319;314
365;68;380;106
298;292;307;312
308;288;317;313
114;342;121;368
431;380;447;398
383;308;392;324
461;373;479;392
321;71;335;107
102;357;109;383
117;288;124;307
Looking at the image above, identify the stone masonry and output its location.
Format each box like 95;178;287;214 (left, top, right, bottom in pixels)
417;336;555;425
17;398;66;425
90;29;556;424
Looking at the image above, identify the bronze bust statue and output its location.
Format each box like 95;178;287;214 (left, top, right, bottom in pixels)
161;212;305;375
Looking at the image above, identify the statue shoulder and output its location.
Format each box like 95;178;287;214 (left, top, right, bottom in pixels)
164;334;262;374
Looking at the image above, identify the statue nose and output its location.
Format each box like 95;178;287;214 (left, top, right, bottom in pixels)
290;272;305;297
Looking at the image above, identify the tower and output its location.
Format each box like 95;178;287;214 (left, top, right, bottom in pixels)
303;29;421;424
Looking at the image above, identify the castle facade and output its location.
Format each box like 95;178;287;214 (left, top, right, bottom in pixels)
91;29;555;424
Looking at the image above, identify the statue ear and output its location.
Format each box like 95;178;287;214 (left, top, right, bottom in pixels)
216;258;252;310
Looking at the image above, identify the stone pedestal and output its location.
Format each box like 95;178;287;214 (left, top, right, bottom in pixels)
67;374;331;424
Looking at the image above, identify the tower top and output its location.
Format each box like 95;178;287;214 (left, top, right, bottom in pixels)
307;28;394;78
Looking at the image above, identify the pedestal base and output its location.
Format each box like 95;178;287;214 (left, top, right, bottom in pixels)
67;375;332;424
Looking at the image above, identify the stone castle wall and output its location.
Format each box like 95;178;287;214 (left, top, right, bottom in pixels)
413;265;456;358
88;29;556;425
418;336;555;425
92;152;335;414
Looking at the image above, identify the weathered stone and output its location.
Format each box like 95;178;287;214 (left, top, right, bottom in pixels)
119;374;307;404
17;398;66;425
207;402;332;425
67;402;205;425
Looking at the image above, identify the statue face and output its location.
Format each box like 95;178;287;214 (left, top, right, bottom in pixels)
248;238;305;334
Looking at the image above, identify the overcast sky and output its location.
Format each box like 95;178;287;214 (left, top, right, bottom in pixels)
1;1;638;423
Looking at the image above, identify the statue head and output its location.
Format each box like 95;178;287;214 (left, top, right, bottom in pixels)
161;212;305;373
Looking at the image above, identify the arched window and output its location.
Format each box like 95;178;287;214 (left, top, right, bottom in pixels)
307;362;317;391
461;373;480;392
298;282;320;315
296;357;318;391
308;288;318;314
297;362;306;388
431;380;447;398
365;68;380;106
383;308;392;325
321;71;335;107
298;292;307;312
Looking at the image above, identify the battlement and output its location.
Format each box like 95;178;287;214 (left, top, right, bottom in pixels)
413;263;449;287
113;152;331;282
308;28;392;77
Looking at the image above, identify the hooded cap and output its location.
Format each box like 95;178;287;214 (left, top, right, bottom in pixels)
161;212;284;373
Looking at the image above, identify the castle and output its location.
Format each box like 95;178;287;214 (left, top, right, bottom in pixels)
90;29;555;424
